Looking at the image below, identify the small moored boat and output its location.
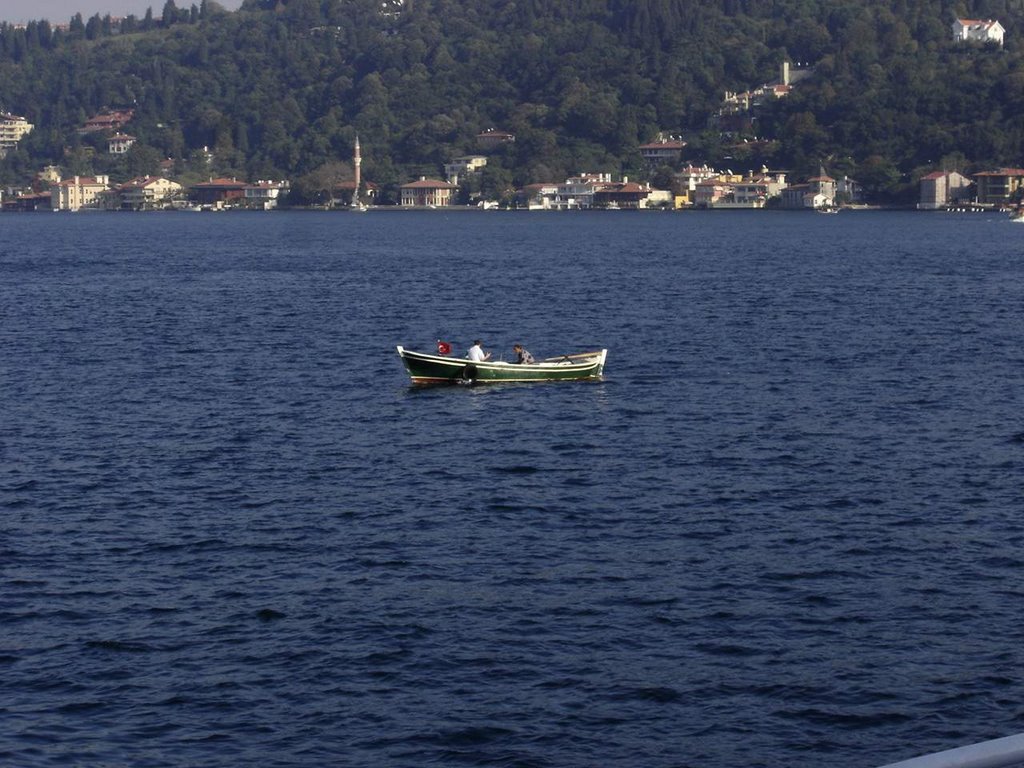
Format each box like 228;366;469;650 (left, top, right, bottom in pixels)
396;346;607;385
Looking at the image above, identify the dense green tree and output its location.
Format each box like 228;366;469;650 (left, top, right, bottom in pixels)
0;0;1024;201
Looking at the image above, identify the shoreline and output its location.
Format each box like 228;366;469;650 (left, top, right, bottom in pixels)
2;203;1008;214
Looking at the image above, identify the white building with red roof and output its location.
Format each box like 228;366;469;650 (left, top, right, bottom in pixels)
79;109;135;134
108;133;136;154
638;137;687;165
953;18;1004;46
245;180;290;209
115;176;182;210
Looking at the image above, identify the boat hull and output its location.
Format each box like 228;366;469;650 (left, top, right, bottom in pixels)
397;346;607;384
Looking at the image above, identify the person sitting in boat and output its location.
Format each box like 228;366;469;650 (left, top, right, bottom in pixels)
467;340;491;362
513;344;535;364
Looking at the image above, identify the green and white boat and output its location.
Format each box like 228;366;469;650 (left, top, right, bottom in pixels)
396;346;607;385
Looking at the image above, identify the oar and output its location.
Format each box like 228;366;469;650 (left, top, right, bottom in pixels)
540;351;601;362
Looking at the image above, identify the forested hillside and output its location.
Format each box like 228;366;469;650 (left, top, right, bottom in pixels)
1;0;1023;202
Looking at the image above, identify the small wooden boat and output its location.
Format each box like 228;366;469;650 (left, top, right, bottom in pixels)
396;346;607;385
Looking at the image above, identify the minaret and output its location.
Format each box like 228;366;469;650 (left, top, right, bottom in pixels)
352;135;361;206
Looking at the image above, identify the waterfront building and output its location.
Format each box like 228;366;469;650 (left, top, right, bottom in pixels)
114;176;182;210
2;192;51;212
400;178;457;207
673;165;719;207
917;171;972;210
972;168;1024;206
189;177;248;207
593;179;653;209
51;175;110;211
244;180;289;210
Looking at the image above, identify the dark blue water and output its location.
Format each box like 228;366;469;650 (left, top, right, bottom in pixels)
3;210;1024;767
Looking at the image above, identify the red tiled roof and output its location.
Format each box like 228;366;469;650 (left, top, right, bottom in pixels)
401;179;456;189
600;182;647;193
54;177;105;187
973;168;1024;177
191;178;248;188
639;140;686;150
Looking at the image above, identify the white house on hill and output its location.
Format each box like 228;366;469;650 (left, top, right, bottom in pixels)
953;18;1004;47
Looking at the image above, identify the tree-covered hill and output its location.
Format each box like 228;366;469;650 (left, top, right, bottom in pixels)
1;0;1023;202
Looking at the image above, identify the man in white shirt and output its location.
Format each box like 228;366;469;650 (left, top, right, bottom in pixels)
467;340;491;362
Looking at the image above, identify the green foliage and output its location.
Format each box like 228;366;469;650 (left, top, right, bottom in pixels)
0;0;1023;200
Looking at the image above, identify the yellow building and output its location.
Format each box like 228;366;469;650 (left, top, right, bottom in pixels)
973;168;1024;206
400;178;457;207
0;112;33;157
51;176;111;211
116;176;182;210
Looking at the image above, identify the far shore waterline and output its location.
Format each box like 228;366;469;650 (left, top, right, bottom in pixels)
6;203;1005;214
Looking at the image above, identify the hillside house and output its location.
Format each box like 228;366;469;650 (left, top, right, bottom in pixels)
444;155;488;185
79;109;134;134
36;165;61;189
108;133;136;154
0;112;33;157
638;137;687;165
953;18;1004;46
475;129;515;151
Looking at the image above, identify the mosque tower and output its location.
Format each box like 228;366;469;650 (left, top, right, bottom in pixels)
353;135;361;206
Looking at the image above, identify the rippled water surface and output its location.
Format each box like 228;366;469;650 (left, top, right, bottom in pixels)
3;210;1024;767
